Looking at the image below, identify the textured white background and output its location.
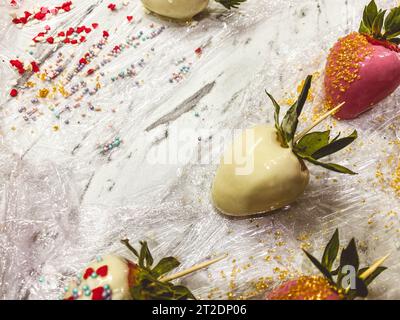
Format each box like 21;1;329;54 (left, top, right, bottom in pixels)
0;0;399;299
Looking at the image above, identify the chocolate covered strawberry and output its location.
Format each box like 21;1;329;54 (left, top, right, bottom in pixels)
212;76;358;216
64;240;195;300
267;229;388;300
141;0;246;20
325;0;400;119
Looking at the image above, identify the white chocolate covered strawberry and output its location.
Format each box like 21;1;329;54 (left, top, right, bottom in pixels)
212;76;358;216
63;255;136;300
141;0;246;20
64;241;194;300
212;125;310;216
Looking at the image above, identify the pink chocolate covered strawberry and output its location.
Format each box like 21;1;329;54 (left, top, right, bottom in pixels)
267;229;388;300
325;0;400;120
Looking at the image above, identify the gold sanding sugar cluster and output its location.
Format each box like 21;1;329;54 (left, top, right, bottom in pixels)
391;161;400;196
375;138;400;197
273;276;342;300
325;32;373;106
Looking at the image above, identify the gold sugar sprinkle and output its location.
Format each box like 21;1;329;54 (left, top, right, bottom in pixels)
268;276;342;300
325;32;373;109
38;88;50;98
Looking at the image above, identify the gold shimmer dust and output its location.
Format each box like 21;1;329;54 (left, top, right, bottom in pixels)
325;32;372;108
270;276;341;300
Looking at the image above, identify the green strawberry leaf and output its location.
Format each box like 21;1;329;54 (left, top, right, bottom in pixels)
266;90;286;147
303;249;334;283
331;267;340;276
311;130;358;160
346;277;369;299
336;239;359;291
122;239;195;300
168;285;196;300
355;278;369;298
360;0;400;44
295;153;357;175
384;7;399;31
139;241;154;269
121;239;139;258
359;20;371;34
372;10;387;37
131;272;195;300
384;8;400;36
294;131;331;157
321;229;340;272
215;0;246;9
281;75;312;145
340;238;360;272
267;75;357;175
152;257;181;277
364;0;378;29
281;104;299;145
387;29;400;40
389;37;400;44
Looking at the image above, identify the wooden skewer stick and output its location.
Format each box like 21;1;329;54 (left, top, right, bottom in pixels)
359;254;390;280
294;102;345;143
159;253;228;282
344;253;389;294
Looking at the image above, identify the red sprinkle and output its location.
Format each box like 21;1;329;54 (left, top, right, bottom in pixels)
107;3;116;11
79;58;88;65
103;30;109;38
92;23;99;29
80;36;86;43
46;37;54;44
96;265;108;277
61;1;72;12
66;27;75;36
10;59;25;74
10;89;18;97
12;2;73;25
34;12;47;21
76;26;85;34
31;61;40;73
127;16;133;22
87;68;95;75
195;47;203;55
83;267;94;280
91;287;104;300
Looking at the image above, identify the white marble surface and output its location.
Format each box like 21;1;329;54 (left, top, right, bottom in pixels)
0;0;400;299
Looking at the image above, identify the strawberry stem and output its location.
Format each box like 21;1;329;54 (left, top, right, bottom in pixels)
359;0;400;46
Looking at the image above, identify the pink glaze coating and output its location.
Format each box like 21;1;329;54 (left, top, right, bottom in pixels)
325;37;400;120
